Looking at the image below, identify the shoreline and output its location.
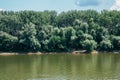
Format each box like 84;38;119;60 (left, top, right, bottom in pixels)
0;50;120;56
0;52;43;56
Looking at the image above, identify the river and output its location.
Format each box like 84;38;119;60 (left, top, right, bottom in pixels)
0;53;120;80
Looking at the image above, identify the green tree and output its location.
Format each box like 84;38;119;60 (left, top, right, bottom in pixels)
110;36;120;50
99;40;113;51
64;27;76;49
0;10;120;52
81;39;97;52
48;36;66;51
0;31;18;51
95;27;109;43
80;22;89;33
19;22;40;51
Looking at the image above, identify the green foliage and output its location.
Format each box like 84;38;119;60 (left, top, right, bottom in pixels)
48;36;66;51
95;27;109;43
81;39;97;52
19;22;41;51
64;27;76;48
110;35;120;50
42;40;49;51
0;10;120;52
80;22;89;33
81;34;93;40
99;40;113;51
0;31;18;51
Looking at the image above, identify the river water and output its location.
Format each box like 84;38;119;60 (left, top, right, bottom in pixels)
0;53;120;80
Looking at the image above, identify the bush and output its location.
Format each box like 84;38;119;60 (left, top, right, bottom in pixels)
81;39;97;52
0;31;18;51
19;22;41;51
110;36;120;50
48;36;66;51
99;40;113;51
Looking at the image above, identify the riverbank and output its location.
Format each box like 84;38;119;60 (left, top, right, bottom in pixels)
0;50;120;56
0;50;87;56
0;52;42;56
0;52;71;56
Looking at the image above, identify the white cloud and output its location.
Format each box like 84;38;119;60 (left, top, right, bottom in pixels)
111;0;120;10
75;0;101;7
0;8;3;11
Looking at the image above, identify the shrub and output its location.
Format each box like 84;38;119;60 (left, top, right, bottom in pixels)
82;39;97;52
99;40;113;51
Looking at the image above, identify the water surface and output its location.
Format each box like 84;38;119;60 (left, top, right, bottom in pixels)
0;53;120;80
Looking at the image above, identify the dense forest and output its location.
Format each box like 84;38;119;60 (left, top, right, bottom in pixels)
0;10;120;52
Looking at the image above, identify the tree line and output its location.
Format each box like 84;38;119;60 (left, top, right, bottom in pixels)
0;10;120;52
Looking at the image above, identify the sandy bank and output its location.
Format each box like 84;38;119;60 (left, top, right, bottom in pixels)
0;52;42;56
0;50;119;56
0;52;19;56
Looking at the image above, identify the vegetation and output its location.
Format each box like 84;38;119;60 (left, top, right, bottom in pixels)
0;10;120;52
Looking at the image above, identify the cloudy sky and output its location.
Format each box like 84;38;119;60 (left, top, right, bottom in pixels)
0;0;120;12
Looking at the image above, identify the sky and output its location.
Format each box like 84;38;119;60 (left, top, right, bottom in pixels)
0;0;120;12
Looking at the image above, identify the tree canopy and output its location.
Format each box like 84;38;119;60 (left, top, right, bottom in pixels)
0;10;120;52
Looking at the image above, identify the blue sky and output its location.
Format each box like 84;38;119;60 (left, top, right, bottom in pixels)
0;0;119;12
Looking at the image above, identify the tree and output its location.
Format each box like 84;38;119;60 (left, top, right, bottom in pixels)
99;40;113;51
80;22;89;33
80;34;93;41
81;39;97;52
110;36;120;50
0;31;18;51
64;27;76;49
0;10;120;52
19;22;40;51
48;36;66;51
95;27;109;43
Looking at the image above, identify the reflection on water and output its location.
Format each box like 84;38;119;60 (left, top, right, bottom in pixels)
0;54;120;80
